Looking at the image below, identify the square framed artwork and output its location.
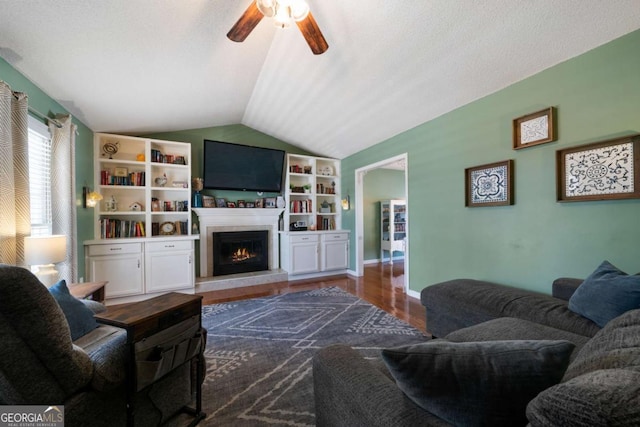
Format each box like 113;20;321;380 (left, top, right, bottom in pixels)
465;160;514;207
513;107;556;149
215;198;227;208
556;134;640;202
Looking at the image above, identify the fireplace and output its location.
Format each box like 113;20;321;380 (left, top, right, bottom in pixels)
212;230;269;276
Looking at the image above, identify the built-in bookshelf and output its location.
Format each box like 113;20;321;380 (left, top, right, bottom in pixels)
93;133;192;239
283;153;341;232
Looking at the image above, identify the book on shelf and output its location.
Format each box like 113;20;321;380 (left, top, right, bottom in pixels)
316;215;336;231
289;199;312;213
100;169;145;186
99;219;146;238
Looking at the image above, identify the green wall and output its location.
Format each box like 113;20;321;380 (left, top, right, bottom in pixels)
1;58;94;279
342;29;640;295
363;169;405;261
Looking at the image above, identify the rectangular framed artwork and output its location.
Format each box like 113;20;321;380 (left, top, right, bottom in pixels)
556;134;640;202
465;160;514;207
513;107;556;149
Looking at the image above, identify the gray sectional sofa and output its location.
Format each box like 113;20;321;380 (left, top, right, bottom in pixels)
313;274;640;426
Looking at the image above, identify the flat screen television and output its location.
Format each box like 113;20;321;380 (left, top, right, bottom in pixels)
203;140;286;193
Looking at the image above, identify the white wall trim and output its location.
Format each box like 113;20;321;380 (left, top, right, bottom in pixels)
354;153;409;294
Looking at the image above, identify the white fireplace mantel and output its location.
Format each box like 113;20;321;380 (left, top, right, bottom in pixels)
193;208;284;278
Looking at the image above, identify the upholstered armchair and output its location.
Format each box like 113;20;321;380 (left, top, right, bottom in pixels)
0;264;201;426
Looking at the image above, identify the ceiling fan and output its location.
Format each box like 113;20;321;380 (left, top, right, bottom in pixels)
227;0;329;55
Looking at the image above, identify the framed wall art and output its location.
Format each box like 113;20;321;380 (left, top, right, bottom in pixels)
513;107;556;150
465;160;514;207
556;134;640;202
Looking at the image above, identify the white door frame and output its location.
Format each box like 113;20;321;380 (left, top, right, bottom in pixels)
354;153;410;294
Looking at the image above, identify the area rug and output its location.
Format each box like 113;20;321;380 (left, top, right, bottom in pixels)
197;286;428;426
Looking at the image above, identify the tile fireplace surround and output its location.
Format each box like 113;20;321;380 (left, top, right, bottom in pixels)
192;208;286;291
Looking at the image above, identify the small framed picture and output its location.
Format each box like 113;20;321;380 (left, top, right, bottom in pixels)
202;196;215;208
556;134;640;202
265;197;276;208
237;200;246;208
465;160;514;207
114;167;128;177
255;198;264;208
215;198;227;208
513;107;556;150
246;202;255;208
151;199;161;212
226;201;236;208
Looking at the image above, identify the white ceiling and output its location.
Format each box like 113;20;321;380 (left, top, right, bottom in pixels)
1;1;639;159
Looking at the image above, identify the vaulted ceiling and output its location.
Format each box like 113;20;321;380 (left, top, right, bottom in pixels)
1;1;639;159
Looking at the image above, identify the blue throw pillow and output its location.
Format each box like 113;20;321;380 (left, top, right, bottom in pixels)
382;340;575;426
49;280;98;340
568;261;640;328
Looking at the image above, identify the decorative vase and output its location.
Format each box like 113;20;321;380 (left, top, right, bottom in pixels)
276;196;285;209
193;191;203;208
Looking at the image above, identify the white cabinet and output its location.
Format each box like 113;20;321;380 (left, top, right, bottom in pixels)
287;234;320;275
145;241;194;292
280;231;350;277
85;238;196;303
321;232;349;271
86;243;144;298
380;199;406;264
86;133;197;303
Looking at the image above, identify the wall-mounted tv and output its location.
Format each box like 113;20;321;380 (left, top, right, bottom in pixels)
203;140;286;193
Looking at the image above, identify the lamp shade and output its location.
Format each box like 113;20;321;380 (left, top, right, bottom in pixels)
24;235;67;266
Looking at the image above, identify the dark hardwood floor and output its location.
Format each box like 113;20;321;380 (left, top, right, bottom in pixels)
198;261;427;334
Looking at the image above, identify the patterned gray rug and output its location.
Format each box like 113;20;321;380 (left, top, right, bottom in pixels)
196;286;428;426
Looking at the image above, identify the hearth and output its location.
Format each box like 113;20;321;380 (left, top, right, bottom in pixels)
212;230;269;276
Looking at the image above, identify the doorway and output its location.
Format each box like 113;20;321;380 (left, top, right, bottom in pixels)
354;153;410;295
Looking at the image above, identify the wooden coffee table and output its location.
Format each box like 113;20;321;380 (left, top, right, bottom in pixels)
69;280;107;302
94;292;205;426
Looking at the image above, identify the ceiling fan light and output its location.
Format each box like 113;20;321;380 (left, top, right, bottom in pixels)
273;4;292;28
290;0;310;22
256;0;276;17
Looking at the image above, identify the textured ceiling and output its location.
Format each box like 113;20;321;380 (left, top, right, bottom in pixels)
1;1;640;159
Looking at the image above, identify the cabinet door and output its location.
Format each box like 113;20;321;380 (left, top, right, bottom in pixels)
323;239;349;271
88;254;144;298
290;242;320;274
146;242;194;292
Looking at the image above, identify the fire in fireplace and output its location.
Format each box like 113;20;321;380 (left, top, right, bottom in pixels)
212;230;269;276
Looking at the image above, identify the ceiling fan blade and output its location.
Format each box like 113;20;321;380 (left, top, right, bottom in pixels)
227;2;264;42
296;12;329;55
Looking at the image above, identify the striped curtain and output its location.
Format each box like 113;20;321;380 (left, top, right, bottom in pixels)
0;81;30;266
50;115;78;283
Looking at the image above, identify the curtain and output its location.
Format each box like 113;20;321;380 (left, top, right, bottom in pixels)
0;81;30;266
50;115;78;283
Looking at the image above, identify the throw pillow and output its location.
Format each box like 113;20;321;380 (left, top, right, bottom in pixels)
568;260;640;327
382;340;575;427
49;280;98;340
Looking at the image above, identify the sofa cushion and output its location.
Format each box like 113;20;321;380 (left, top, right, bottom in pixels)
563;308;640;382
382;339;575;426
527;369;640;426
49;280;98;340
445;317;591;361
568;261;640;328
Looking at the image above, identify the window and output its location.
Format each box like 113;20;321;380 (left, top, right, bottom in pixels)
27;115;52;236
